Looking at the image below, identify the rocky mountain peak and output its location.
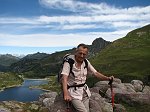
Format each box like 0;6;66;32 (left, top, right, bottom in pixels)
88;37;111;57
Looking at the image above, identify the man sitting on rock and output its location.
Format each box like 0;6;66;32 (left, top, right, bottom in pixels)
61;43;114;112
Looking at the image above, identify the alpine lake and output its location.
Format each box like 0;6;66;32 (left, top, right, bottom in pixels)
0;79;49;102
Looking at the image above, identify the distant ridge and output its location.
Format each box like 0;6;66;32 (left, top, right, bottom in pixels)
0;54;20;72
10;38;111;78
0;54;20;66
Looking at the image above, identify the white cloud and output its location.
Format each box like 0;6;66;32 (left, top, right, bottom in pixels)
0;17;39;24
39;0;91;12
0;0;149;47
39;0;150;15
0;27;133;47
62;24;97;30
0;33;96;47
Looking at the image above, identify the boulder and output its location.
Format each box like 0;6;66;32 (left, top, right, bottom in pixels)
94;81;110;93
90;92;113;112
1;78;149;112
0;108;11;112
49;93;75;112
142;86;150;94
39;91;57;107
131;80;144;92
114;104;127;112
124;83;136;93
115;93;150;106
89;98;102;112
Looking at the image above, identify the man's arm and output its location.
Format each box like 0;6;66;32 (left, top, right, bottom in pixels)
87;60;113;81
62;75;72;101
94;72;113;81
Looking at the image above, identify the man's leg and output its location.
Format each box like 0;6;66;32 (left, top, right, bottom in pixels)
71;99;87;112
82;89;90;112
83;97;89;112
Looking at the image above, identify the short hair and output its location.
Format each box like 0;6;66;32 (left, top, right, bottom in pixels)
77;43;88;49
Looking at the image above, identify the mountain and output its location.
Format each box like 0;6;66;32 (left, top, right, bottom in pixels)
10;52;50;77
88;37;111;57
0;54;20;66
24;52;49;60
90;24;150;82
10;38;111;78
0;54;20;71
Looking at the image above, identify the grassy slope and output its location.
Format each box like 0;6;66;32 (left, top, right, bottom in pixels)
90;25;150;82
0;72;23;90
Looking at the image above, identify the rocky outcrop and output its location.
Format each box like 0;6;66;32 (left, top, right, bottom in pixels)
1;79;150;112
88;37;111;57
38;79;149;112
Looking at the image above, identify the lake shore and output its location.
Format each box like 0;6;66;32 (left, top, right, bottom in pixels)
23;78;49;80
0;78;49;92
0;84;22;92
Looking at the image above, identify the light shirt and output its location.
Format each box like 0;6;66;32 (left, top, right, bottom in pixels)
61;55;97;100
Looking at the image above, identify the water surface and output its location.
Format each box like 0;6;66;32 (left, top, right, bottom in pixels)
0;79;48;102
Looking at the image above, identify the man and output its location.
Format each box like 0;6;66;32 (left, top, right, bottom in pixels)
61;43;113;112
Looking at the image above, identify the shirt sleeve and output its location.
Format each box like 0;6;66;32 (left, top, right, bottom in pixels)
61;62;70;76
87;60;97;74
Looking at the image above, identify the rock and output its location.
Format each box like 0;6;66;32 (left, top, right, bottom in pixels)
12;108;24;112
113;78;122;84
115;93;150;106
29;104;39;111
49;93;73;112
94;81;110;93
0;108;11;112
38;107;49;112
89;98;102;112
2;101;24;109
0;101;26;112
90;87;100;94
90;92;113;112
124;83;136;93
131;80;144;92
114;104;127;112
1;78;149;112
106;87;126;99
39;91;57;107
142;86;150;94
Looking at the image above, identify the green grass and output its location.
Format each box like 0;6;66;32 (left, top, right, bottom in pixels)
122;103;150;112
0;72;23;90
90;26;150;83
30;75;61;93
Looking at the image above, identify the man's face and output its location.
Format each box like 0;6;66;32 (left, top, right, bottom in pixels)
75;46;88;63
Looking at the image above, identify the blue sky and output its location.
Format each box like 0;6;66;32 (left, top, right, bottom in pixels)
0;0;150;55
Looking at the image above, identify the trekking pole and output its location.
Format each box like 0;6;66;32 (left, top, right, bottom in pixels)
66;101;71;112
108;77;114;112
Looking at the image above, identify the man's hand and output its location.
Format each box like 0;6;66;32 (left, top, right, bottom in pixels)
108;76;114;85
64;93;72;101
108;76;114;81
62;75;72;101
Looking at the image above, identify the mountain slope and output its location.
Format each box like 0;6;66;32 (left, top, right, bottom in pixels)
0;54;20;66
0;54;20;71
10;52;50;77
90;24;150;82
